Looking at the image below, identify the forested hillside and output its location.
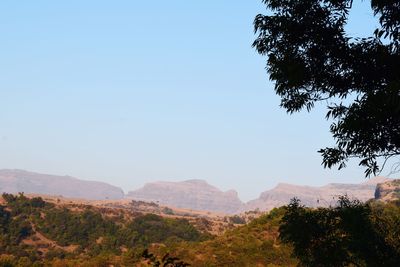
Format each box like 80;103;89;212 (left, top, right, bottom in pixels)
0;193;210;266
0;193;297;266
1;193;399;266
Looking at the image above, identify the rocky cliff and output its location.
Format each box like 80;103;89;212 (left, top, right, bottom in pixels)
0;169;124;200
375;179;400;202
241;177;390;212
127;179;243;214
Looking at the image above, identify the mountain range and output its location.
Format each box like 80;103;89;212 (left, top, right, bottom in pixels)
0;169;394;214
240;177;389;212
0;169;124;200
128;176;390;213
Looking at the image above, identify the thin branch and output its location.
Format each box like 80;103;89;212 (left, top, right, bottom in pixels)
378;154;395;176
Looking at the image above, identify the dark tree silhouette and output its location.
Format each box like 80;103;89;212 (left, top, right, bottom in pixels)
253;0;400;176
280;197;400;266
142;249;190;267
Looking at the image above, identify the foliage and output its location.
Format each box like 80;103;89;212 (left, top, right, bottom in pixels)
253;0;400;176
280;197;400;266
142;249;190;267
0;195;33;247
162;207;174;215
121;214;205;247
37;208;118;247
228;215;246;224
2;193;48;216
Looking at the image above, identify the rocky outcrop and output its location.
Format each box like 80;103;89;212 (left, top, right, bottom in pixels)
375;179;400;202
0;169;124;200
127;179;243;214
241;177;391;212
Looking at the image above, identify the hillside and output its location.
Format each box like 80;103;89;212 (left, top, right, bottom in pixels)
0;193;215;266
148;208;296;266
1;192;399;266
0;193;296;266
0;169;124;200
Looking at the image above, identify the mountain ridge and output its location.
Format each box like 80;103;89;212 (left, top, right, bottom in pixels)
0;169;395;214
242;176;391;212
0;169;124;200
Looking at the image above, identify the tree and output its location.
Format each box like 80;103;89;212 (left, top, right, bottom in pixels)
279;197;400;266
253;0;400;176
142;249;190;267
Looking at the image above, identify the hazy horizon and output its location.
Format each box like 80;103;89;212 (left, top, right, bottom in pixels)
0;167;395;203
0;1;391;201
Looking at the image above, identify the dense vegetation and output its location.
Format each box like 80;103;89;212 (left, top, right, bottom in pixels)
280;197;400;267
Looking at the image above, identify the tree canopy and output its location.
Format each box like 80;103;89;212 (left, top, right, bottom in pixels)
280;197;400;266
253;0;400;176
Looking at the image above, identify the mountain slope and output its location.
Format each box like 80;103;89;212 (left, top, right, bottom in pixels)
0;169;124;200
127;179;243;214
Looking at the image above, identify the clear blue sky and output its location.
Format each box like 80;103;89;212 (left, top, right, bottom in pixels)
0;1;382;201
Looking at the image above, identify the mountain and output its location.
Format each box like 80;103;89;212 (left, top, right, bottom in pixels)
242;176;391;212
0;169;392;213
375;179;400;202
0;169;124;200
127;179;243;214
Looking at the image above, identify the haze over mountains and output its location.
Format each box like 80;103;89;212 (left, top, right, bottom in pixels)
0;169;393;214
241;177;389;212
128;177;390;213
126;179;242;214
0;169;124;200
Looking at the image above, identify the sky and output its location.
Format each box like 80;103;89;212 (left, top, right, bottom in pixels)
0;1;386;201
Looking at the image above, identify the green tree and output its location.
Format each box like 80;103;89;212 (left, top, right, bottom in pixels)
253;0;400;176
